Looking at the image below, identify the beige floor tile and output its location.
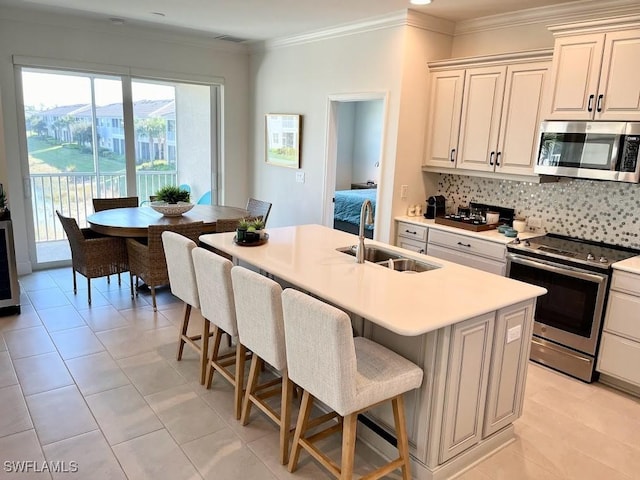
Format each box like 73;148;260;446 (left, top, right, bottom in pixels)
62;288;111;309
85;384;163;445
0;335;6;351
37;305;86;333
473;442;564;480
158;343;207;391
0;385;33;438
27;288;70;311
13;352;73;396
4;326;55;359
65;351;130;396
25;385;98;446
0;430;50;480
19;273;56;292
76;305;129;332
102;287;150;311
0;304;42;333
118;305;173;331
144;384;227;444
452;469;494;480
42;430;126;480
96;325;176;359
182;428;276;480
117;351;187;396
112;429;201;480
0;351;18;388
49;326;105;360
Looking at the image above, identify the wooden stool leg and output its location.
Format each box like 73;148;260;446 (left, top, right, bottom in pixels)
241;355;261;426
234;342;246;420
392;396;412;480
200;318;210;386
177;303;191;361
206;327;223;389
288;390;314;473
280;374;294;465
340;413;357;480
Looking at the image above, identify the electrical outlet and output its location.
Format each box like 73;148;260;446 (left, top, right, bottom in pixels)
295;171;305;183
400;185;408;199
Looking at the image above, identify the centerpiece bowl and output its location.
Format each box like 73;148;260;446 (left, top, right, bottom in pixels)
150;201;194;217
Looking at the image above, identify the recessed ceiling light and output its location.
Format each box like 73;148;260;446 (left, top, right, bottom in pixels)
109;17;125;25
151;12;166;17
410;0;432;5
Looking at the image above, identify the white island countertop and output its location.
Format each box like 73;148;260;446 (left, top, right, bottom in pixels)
396;215;542;244
200;224;546;336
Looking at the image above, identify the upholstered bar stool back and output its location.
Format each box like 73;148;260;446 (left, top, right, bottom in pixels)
231;266;292;464
162;231;210;385
282;288;424;480
192;247;245;419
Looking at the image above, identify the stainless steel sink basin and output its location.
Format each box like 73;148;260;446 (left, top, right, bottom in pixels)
337;245;440;273
337;245;403;263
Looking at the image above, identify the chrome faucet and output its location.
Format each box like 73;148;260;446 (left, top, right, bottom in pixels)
356;199;374;263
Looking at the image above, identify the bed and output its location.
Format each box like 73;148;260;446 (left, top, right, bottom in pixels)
333;188;376;239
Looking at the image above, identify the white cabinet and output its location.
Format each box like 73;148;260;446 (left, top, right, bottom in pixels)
547;27;640;121
597;269;640;389
427;229;506;276
424;51;551;178
395;221;427;254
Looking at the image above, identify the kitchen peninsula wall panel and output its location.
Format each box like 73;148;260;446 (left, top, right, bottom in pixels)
435;174;640;248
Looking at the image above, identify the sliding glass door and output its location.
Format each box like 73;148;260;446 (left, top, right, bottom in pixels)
18;66;219;265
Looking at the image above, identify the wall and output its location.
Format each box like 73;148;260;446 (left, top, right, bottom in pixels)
352;100;383;184
0;6;250;273
249;14;452;242
335;103;356;191
436;174;640;248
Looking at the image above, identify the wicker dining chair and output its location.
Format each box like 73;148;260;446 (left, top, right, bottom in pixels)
246;198;272;226
92;196;139;212
126;221;204;311
55;210;129;305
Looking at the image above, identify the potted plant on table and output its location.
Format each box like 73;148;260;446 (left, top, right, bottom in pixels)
150;185;193;217
155;185;191;204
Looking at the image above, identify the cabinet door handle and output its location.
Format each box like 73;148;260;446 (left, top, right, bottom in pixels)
457;241;471;247
489;151;495;166
405;229;417;235
450;148;456;162
597;94;603;112
496;151;501;167
587;94;594;112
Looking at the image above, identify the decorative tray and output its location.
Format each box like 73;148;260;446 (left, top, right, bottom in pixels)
233;233;269;247
435;216;497;232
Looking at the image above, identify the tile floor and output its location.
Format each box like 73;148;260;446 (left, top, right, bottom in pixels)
1;268;639;480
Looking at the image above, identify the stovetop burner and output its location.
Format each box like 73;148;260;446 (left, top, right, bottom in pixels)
508;233;639;270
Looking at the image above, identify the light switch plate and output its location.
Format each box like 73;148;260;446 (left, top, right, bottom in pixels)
400;185;408;199
295;171;305;183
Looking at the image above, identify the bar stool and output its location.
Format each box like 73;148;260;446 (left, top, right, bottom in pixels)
281;289;423;480
191;247;245;420
231;266;293;465
162;231;210;385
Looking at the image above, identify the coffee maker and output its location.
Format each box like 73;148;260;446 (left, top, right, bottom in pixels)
425;195;446;219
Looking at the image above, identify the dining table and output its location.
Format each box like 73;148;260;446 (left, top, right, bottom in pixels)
87;204;249;237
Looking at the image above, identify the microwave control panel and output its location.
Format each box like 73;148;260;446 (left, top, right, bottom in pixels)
621;135;639;172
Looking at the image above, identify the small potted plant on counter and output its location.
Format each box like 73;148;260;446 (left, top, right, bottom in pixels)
236;218;251;242
240;218;266;243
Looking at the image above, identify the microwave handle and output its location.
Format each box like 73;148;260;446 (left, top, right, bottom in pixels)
587;94;594;112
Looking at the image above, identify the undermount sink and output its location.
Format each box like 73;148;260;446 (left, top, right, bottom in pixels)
337;245;440;273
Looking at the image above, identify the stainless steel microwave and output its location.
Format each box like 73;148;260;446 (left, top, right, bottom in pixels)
535;121;640;182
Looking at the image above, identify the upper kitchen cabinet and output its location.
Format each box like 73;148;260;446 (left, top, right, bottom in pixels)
546;18;640;121
423;50;552;179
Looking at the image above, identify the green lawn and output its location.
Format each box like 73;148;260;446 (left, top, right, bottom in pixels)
28;136;125;174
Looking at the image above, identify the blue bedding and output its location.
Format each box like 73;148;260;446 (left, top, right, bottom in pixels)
334;189;376;229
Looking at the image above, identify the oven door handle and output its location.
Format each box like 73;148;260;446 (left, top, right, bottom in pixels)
507;253;607;284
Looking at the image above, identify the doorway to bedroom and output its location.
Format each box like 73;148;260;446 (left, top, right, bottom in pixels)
324;94;385;240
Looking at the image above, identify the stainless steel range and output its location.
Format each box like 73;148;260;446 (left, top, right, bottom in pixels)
506;234;639;382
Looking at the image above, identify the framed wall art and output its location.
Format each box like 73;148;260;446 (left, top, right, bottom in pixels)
265;114;301;168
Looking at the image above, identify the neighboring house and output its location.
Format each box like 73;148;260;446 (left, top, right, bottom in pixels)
36;99;176;163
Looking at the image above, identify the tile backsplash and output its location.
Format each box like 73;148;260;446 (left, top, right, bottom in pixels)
435;174;640;249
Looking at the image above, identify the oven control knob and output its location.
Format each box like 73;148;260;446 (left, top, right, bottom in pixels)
512;237;520;244
587;253;595;261
524;240;531;247
599;256;609;264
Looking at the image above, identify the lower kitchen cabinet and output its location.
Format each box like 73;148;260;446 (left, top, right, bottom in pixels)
597;270;640;389
395;221;427;254
427;229;506;275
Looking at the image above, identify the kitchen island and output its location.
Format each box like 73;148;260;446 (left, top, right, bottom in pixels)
200;224;546;480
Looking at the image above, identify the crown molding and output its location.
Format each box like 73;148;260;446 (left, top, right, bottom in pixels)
252;9;455;53
454;0;640;35
427;48;553;70
548;13;640;34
